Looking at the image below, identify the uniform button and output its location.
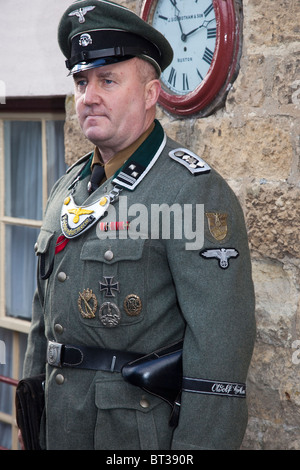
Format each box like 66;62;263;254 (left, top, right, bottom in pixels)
104;250;114;261
55;374;65;385
140;397;150;409
57;272;67;282
54;324;64;334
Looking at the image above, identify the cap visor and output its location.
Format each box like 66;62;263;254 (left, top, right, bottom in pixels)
70;56;123;75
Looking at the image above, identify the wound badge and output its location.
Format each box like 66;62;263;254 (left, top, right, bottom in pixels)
99;302;121;327
123;294;142;317
206;212;228;241
78;288;97;318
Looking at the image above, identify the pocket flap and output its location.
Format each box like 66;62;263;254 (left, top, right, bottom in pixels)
95;378;162;412
35;229;55;255
81;238;145;264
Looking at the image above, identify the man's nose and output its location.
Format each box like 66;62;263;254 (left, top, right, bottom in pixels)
83;81;101;106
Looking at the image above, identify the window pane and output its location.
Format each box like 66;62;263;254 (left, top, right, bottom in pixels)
0;328;13;450
0;330;27;450
46;120;67;195
4;121;43;220
0;422;11;449
5;225;39;320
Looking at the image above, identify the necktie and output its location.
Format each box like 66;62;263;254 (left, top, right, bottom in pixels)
88;163;105;194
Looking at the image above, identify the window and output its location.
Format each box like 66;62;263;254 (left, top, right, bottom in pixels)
0;101;66;449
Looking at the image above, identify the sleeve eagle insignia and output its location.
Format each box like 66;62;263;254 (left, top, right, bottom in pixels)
169;148;211;175
200;248;239;269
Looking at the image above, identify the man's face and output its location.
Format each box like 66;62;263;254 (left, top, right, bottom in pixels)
73;58;156;157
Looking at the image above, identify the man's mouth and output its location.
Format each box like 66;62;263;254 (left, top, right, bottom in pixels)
85;114;107;120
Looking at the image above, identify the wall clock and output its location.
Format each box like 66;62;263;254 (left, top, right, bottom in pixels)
141;0;242;117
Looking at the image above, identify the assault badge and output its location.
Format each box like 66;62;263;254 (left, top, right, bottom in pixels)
200;248;239;269
206;212;228;241
78;289;97;318
169;148;211;175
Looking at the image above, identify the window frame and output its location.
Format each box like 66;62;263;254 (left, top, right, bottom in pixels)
0;111;65;334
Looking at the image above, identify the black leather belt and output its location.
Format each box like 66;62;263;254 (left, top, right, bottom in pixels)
47;342;246;399
47;341;142;372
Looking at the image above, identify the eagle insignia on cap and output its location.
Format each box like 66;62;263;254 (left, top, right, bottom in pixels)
68;6;96;23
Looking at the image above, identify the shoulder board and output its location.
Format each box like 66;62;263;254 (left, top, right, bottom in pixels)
66;151;93;174
169;148;211;175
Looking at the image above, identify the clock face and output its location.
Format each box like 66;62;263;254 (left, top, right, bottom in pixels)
152;0;217;96
141;0;241;116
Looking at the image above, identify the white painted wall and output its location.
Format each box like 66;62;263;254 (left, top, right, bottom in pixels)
0;0;74;98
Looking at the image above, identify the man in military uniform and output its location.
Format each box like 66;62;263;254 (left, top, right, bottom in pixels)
23;0;256;450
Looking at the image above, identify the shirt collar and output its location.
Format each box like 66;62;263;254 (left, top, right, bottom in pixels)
91;121;156;182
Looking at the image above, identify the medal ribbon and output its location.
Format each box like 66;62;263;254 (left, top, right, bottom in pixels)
55;234;69;254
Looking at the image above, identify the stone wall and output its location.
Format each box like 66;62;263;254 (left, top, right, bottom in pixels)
64;0;300;449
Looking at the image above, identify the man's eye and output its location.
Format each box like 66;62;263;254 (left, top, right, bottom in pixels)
75;79;87;88
104;79;113;85
75;78;87;90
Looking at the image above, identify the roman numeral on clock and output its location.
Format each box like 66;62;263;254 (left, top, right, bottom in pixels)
202;47;214;65
204;3;214;17
207;27;216;39
168;67;177;87
183;73;189;91
197;68;204;81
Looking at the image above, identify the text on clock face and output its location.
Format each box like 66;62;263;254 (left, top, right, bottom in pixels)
152;0;217;95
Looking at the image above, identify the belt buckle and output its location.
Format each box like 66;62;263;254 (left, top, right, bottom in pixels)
47;341;63;367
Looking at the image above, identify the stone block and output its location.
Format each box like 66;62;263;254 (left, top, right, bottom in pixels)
243;341;300;449
251;260;299;347
273;49;300;107
244;0;299;47
246;182;300;260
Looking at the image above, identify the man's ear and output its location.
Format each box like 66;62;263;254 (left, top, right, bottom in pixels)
145;79;161;109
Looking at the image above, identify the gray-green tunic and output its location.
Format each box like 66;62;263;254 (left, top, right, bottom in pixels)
24;122;255;450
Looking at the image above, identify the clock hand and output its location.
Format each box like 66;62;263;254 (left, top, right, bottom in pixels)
176;15;186;40
168;0;187;41
184;18;215;40
169;0;180;12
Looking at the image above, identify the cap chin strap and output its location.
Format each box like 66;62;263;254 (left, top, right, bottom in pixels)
66;45;157;70
139;54;161;76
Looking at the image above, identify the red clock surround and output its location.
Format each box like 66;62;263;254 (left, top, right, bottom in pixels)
141;0;241;117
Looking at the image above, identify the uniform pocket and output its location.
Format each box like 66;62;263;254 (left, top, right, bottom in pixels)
79;238;146;328
80;236;145;264
94;377;173;450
